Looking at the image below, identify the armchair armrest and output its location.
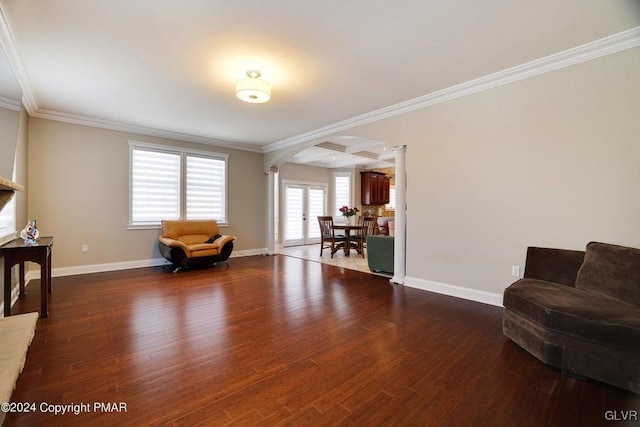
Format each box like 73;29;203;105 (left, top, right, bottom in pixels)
158;237;191;255
523;247;585;287
211;235;235;248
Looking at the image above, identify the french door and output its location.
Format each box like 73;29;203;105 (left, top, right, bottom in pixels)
283;182;327;246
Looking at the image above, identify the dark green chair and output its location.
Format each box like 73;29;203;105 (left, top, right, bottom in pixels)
366;235;394;274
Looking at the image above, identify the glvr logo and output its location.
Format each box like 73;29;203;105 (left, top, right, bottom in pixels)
604;410;638;421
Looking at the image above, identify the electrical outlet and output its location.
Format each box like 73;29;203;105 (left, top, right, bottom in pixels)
81;244;88;253
511;265;520;277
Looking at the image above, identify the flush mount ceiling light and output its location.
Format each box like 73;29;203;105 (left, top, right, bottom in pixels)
235;70;271;103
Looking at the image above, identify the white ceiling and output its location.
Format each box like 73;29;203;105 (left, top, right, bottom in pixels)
0;1;639;168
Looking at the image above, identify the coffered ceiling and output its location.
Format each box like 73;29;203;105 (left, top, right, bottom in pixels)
0;1;639;168
288;138;394;169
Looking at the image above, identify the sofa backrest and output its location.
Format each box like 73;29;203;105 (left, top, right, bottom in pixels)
161;220;220;244
524;247;585;286
575;241;640;306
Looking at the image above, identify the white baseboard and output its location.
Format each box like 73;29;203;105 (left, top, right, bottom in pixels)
232;248;269;257
404;276;503;307
24;248;269;280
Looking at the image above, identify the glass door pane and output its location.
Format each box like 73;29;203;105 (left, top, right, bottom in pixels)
283;184;304;246
306;187;326;242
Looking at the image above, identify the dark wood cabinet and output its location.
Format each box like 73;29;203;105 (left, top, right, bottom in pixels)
361;171;390;205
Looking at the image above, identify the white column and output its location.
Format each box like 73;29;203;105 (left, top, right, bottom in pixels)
391;145;406;285
266;169;276;255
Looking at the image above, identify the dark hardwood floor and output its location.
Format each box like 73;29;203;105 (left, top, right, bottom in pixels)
4;255;639;426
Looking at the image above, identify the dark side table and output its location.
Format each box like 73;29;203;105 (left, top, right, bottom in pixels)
1;237;53;318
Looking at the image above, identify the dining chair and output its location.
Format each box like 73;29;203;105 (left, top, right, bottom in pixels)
317;216;346;258
352;216;377;258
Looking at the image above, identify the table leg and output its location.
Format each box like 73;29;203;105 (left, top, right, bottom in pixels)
19;262;25;296
3;257;11;317
47;247;52;293
40;258;48;318
344;230;351;256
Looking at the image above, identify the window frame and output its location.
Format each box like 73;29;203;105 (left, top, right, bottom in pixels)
128;141;229;229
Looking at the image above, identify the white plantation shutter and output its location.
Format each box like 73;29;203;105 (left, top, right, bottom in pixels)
307;187;325;239
186;155;226;221
334;173;351;219
284;186;304;241
131;149;180;224
0;197;16;239
129;142;228;227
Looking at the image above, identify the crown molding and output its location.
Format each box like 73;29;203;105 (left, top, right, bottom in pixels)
30;108;263;153
263;26;640;153
0;95;20;111
1;3;262;154
0;4;38;114
1;5;638;157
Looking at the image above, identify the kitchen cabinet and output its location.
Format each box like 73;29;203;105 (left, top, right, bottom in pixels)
360;171;390;205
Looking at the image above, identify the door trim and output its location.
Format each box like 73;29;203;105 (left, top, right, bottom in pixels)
281;179;328;247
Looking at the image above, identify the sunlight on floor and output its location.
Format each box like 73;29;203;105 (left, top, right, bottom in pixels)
277;244;391;278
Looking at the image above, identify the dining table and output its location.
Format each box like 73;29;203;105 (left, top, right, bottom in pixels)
331;224;364;256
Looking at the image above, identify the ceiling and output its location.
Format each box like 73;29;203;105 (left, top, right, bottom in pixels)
0;1;639;168
288;138;395;169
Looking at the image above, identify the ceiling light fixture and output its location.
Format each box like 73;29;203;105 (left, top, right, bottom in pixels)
235;70;271;103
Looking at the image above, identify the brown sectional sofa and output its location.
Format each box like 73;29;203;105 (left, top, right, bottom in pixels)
503;242;640;394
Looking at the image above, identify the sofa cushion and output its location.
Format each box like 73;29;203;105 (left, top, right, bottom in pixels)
575;241;640;306
504;278;640;351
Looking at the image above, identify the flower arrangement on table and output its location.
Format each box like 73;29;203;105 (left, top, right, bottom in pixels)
339;206;359;224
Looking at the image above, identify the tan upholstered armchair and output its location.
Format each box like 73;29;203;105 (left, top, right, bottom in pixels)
158;220;235;272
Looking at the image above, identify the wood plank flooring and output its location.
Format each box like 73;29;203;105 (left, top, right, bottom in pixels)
3;255;639;426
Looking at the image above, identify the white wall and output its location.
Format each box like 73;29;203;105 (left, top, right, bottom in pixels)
27;118;267;269
328;47;640;299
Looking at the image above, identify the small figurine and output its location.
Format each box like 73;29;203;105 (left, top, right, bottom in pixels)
20;219;40;244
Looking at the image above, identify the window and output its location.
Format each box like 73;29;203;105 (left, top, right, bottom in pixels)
186;155;226;220
0;196;16;239
386;185;396;210
129;142;228;228
333;172;352;221
0;157;17;240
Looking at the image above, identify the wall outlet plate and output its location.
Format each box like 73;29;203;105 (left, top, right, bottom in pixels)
511;265;520;277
